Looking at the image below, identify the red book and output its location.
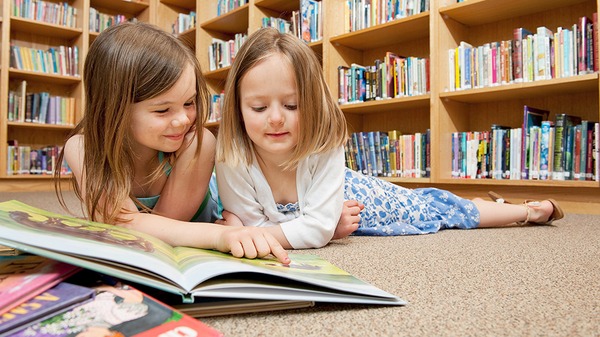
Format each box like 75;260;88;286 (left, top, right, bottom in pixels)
593;13;598;72
512;27;533;82
0;255;80;315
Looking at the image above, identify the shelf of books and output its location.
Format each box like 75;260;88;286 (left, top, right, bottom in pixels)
435;0;599;188
330;1;432;182
89;0;151;44
431;0;600;212
199;0;323;126
157;0;196;49
0;0;159;189
1;0;599;211
1;0;83;183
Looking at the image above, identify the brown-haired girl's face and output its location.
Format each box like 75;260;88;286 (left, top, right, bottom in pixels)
130;64;197;156
239;54;300;163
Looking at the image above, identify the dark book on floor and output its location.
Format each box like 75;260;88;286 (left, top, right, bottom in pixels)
0;282;95;336
137;283;315;318
0;200;406;307
5;282;223;337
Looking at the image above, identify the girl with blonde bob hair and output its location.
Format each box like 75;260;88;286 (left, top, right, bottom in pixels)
55;22;289;264
216;28;564;249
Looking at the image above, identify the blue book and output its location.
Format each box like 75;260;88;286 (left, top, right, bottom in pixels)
521;105;549;179
0;282;95;335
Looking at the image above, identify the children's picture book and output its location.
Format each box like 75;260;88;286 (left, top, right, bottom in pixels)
0;200;406;306
0;255;81;316
0;282;95;335
6;282;223;337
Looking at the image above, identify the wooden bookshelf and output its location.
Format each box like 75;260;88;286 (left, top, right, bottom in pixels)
0;0;152;187
1;0;599;215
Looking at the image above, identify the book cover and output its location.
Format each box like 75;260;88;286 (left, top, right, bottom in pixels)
300;0;312;43
539;121;553;180
174;298;314;318
579;120;597;180
0;201;405;306
521;106;550;179
135;283;314;318
585;123;595;181
594;13;598;72
0;282;95;335
0;255;80;315
592;123;600;181
553;114;582;180
7;283;223;337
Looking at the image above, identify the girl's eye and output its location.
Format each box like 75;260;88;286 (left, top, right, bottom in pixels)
285;104;298;110
154;108;169;113
252;106;267;112
184;101;195;107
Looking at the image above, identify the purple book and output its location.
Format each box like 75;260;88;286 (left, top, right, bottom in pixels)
0;282;95;335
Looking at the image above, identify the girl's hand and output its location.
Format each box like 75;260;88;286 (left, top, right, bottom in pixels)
216;226;290;264
333;200;364;240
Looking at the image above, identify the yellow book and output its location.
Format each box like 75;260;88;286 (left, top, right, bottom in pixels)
388;130;398;176
454;47;460;90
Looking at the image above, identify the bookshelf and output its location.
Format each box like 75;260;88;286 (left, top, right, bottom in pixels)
89;0;151;44
0;0;85;190
0;0;153;191
1;0;599;215
433;0;599;214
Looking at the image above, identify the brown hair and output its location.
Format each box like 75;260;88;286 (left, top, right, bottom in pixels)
55;22;211;224
216;27;348;170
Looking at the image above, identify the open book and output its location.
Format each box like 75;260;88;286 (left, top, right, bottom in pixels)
0;200;405;306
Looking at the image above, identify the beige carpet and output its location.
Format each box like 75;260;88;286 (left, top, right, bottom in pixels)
1;191;598;336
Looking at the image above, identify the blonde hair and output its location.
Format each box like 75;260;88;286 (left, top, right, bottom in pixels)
55;22;211;224
216;27;348;170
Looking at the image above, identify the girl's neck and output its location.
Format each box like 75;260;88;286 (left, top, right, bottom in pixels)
255;151;298;205
131;149;164;197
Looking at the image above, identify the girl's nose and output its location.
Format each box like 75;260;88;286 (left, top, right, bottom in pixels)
171;110;191;128
268;108;284;125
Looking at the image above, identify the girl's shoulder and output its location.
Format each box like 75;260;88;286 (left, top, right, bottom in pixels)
307;146;344;163
64;134;84;153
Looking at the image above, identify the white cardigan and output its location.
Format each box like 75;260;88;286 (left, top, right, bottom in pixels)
215;147;345;249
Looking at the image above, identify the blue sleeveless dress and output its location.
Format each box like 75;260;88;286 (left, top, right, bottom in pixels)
276;168;480;236
136;153;221;223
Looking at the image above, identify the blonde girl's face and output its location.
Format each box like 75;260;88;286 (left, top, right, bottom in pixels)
239;54;299;162
130;64;197;156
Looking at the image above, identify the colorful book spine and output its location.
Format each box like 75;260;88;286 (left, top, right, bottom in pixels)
539;121;552;180
595;122;600;181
